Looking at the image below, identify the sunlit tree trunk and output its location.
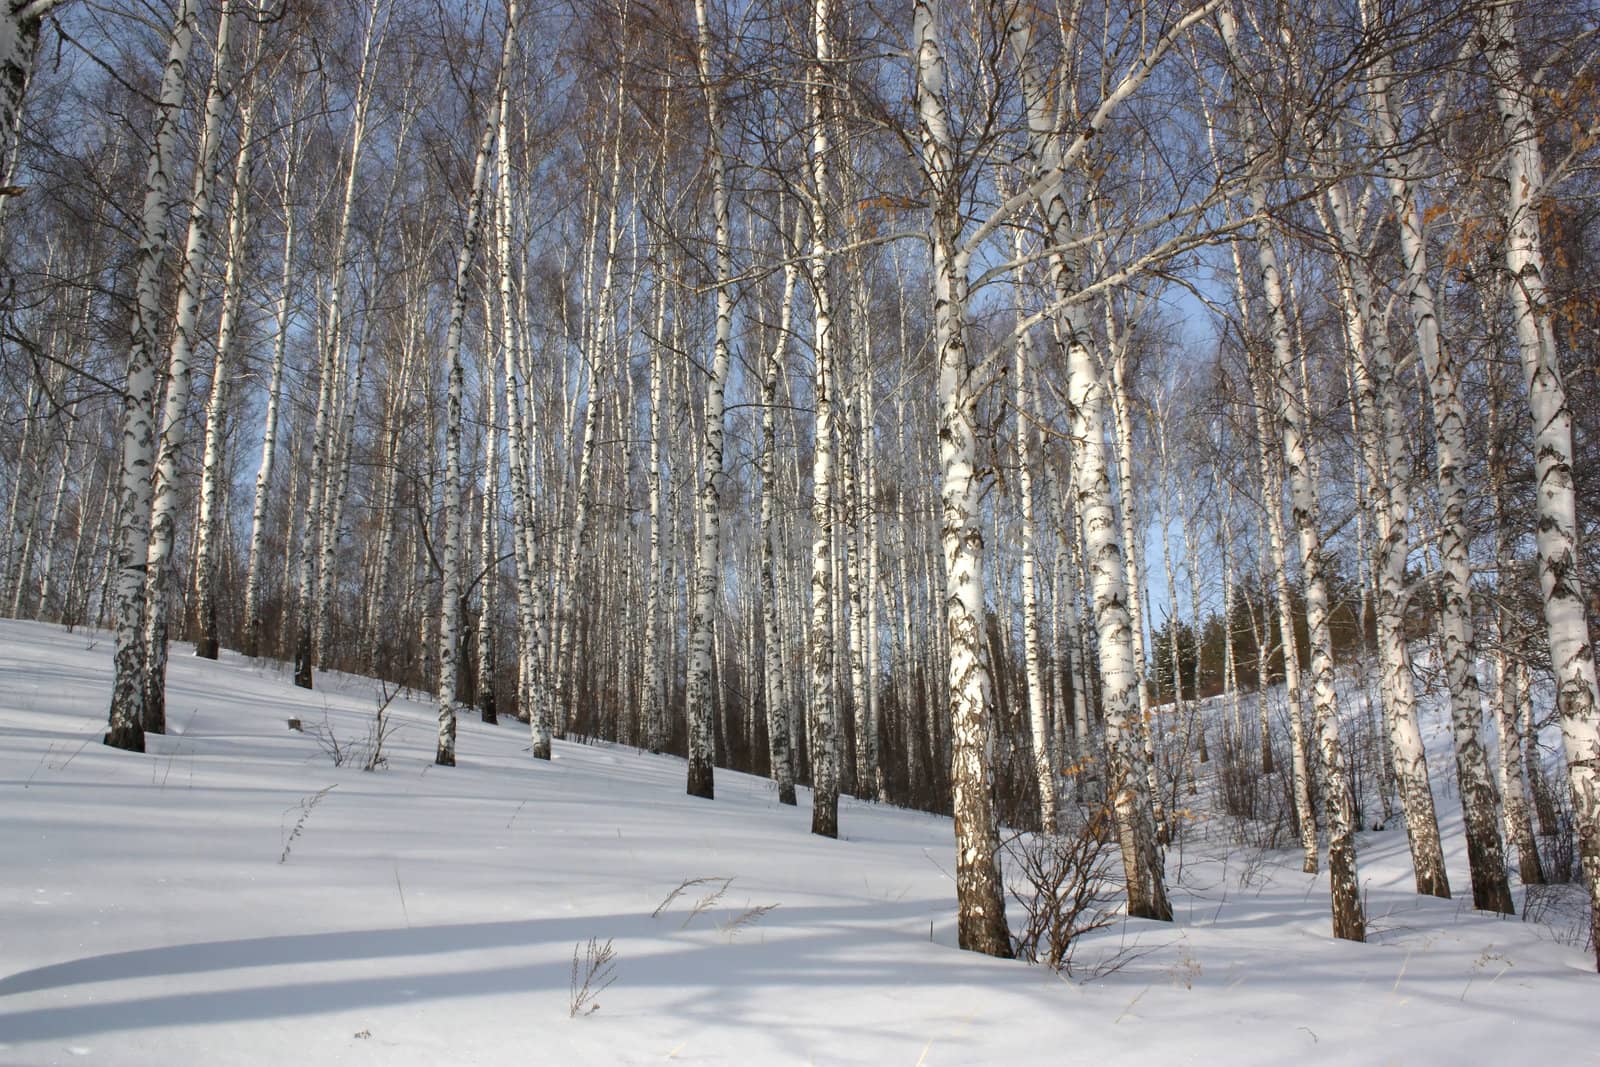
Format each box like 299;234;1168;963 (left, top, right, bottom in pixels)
242;101;302;659
195;41;260;661
917;0;1011;954
1360;7;1504;909
104;0;198;752
1487;355;1543;886
807;0;840;836
292;1;385;690
436;0;512;759
1219;4;1362;940
1009;222;1057;833
1007;6;1179;922
1482;0;1600;967
1321;175;1453;900
761;208;800;805
0;0;70;216
684;0;732;799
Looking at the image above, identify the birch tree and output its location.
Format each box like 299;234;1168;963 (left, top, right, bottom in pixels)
0;0;73;215
807;0;840;836
1359;0;1505;910
104;0;199;752
1218;3;1364;941
1481;0;1600;968
437;0;518;767
683;0;733;800
141;0;239;731
915;0;1012;955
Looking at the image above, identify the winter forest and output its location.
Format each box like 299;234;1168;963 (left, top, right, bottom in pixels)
2;0;1599;1047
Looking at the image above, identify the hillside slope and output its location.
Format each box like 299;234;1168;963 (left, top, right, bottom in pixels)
1;619;1593;1065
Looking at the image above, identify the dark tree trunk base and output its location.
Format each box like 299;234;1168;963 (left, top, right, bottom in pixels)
1127;898;1175;922
687;761;714;799
778;785;796;806
104;725;145;752
196;636;218;660
1466;837;1515;915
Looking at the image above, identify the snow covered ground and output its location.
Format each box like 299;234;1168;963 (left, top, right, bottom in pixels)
1;618;1594;1065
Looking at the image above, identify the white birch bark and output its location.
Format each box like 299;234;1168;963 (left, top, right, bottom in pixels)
194;40;259;662
642;212;669;754
33;404;74;618
1218;5;1363;939
862;373;886;802
806;0;839;835
292;3;385;689
1488;358;1543;885
1108;344;1165;840
841;387;865;796
242;104;301;659
1482;0;1600;967
1230;214;1316;874
761;209;800;806
1006;7;1174;921
435;53;504;764
1009;220;1057;833
493;86;547;756
4;374;43;614
917;0;1011;955
1360;9;1504;908
104;0;198;751
1320;176;1453;899
477;313;501;725
684;0;731;799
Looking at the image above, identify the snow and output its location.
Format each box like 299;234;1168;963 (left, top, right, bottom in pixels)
0;618;1593;1065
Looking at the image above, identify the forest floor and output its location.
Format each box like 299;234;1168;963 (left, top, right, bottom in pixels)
1;617;1595;1065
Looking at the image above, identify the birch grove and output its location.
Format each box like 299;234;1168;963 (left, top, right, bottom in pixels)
2;0;1596;967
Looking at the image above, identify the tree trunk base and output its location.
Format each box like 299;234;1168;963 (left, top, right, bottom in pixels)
103;724;145;752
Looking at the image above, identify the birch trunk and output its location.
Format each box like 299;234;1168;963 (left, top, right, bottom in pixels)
916;0;1011;954
435;100;499;766
1361;14;1506;909
1234;233;1316;873
1109;346;1165;841
243;109;301;659
761;211;799;805
1488;356;1543;885
1006;8;1171;920
684;0;731;799
194;49;258;661
0;0;69;215
1010;224;1057;833
806;8;839;834
104;0;198;751
477;317;500;725
642;236;668;754
292;5;383;689
1321;176;1453;899
1483;0;1600;966
1220;4;1363;940
493;86;547;756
